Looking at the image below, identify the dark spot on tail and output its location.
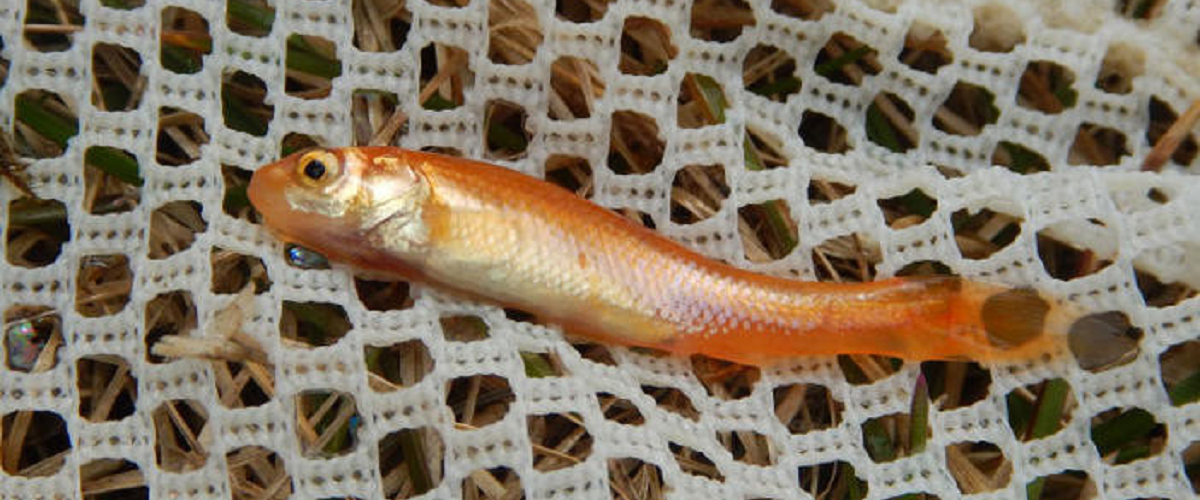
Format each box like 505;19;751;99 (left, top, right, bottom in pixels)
1068;311;1141;371
981;288;1049;349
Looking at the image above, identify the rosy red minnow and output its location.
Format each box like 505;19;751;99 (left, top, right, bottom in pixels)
248;147;1079;365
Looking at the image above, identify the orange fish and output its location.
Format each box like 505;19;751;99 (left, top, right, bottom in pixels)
249;147;1081;365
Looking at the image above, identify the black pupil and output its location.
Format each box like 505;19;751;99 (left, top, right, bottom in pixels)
303;159;326;180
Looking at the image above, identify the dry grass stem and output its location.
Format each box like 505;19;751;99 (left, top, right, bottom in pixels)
1144;98;1200;170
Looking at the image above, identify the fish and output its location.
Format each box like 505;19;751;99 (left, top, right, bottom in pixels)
248;147;1080;365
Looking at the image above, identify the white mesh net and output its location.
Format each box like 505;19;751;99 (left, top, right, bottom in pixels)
2;0;1199;498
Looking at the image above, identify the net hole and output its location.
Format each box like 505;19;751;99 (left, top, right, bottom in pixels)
670;442;724;482
352;89;404;146
770;0;834;20
488;0;543;65
153;399;209;472
225;446;294;499
6;198;70;268
1089;406;1166;465
1006;378;1075;441
365;339;433;392
670;164;727;225
446;375;514;428
92;43;145;111
716;429;774;466
223;71;273;137
945;441;1012;493
484;99;531;160
285;34;342;100
678;73;728;128
462;467;523;499
608;110;664;174
76;254;133;317
352;0;409;51
23;0;84;52
861;411;931;463
0;410;70;476
899;23;952;74
295;390;360;458
743;44;800;101
866;92;917;153
156;106;209;166
619;17;675;76
80;458;146;500
160;7;211;74
144;290;198;364
528;412;593;471
814;32;880;86
15;89;78;158
545;154;594;197
598;392;645;426
419;43;472;110
952;207;1022;260
148;200;206;259
640;385;699;421
76;355;137;422
798;461;868;500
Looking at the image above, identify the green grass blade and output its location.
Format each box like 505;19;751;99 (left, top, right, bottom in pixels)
865;102;902;152
85;146;143;187
1090;408;1155;456
693;74;726;125
1028;378;1069;439
227;0;275;33
15;95;78;148
287;35;342;79
815;46;872;78
749;77;801;98
909;374;929;454
1168;370;1200;406
521;352;555;378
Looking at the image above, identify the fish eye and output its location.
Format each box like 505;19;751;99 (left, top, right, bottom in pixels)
296;151;339;186
304;159;325;180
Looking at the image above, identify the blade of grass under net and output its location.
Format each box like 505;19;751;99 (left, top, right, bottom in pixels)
287;36;341;79
399;430;434;494
840;462;867;500
422;94;458;111
9;199;67;226
161;44;203;73
1000;141;1041;174
487;120;527;152
749;77;801;98
1026;477;1046;500
521;352;555;378
15;95;77;148
866;103;903;152
1090;408;1155;456
221;86;269;136
1114;443;1150;464
909;373;929;454
861;417;895;462
692;74;726;125
899;189;936;218
85;146;143;187
1027;378;1069;440
223;184;251;213
815;46;871;78
228;0;276;32
1168;370;1200;406
743;135;798;253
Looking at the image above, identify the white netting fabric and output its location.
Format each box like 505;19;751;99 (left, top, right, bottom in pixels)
2;0;1200;498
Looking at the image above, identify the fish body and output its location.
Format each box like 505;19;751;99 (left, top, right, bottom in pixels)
249;147;1070;365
